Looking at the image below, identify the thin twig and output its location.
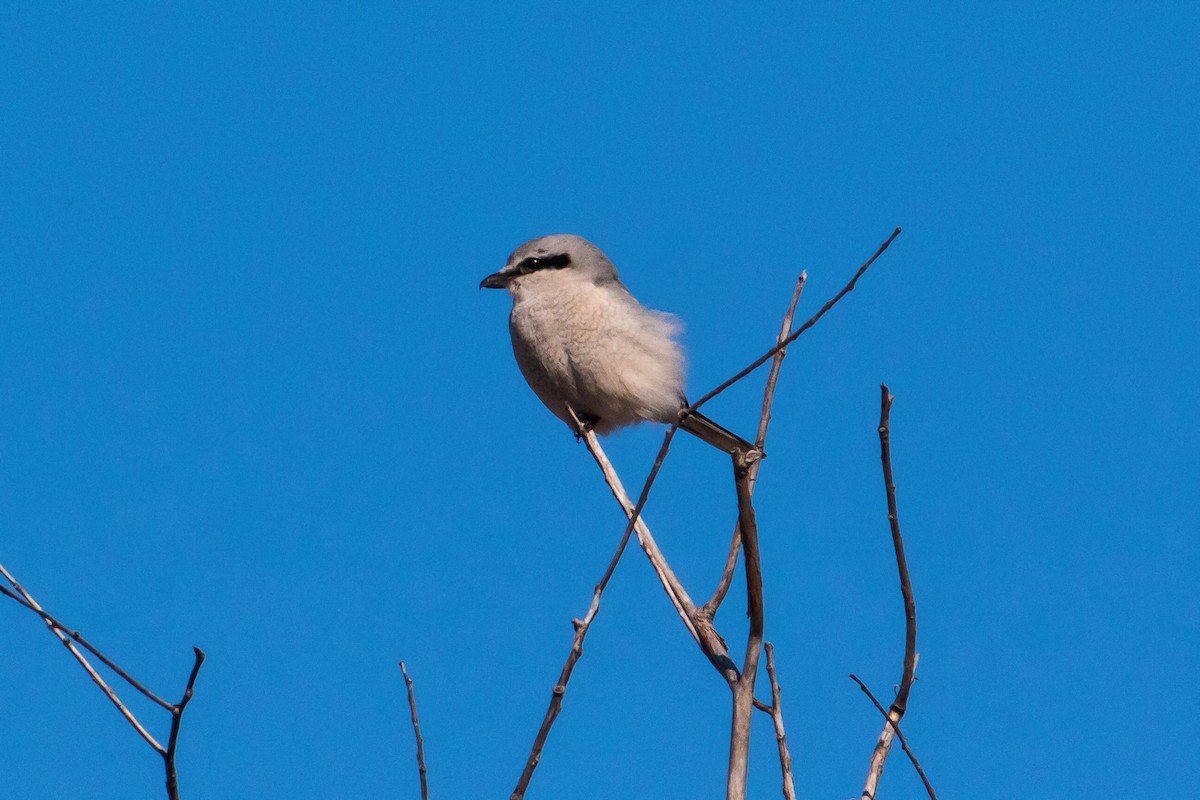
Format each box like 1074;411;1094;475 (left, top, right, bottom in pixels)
399;661;429;800
850;672;936;800
726;448;766;800
0;562;165;753
164;648;205;800
690;228;901;414
764;643;796;800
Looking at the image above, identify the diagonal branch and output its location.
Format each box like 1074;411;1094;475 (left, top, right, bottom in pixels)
0;562;165;753
510;424;688;800
689;228;901;414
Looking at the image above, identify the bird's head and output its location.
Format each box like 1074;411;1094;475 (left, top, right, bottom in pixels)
479;234;619;293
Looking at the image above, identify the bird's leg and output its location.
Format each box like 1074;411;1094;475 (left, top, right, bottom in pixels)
572;412;600;442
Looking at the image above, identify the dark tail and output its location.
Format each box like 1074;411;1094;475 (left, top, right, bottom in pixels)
679;410;758;455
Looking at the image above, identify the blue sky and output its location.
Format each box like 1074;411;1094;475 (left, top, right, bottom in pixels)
1;4;1197;798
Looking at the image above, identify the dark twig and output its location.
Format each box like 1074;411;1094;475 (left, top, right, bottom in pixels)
765;643;796;800
857;385;923;800
604;228;899;613
164;648;205;800
850;673;937;800
879;386;917;714
399;661;429;800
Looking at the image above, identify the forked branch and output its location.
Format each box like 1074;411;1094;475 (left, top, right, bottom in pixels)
0;562;205;800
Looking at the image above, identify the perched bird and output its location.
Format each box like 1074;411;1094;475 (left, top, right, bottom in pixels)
480;234;754;454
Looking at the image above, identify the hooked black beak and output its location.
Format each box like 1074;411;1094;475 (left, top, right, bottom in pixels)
479;270;510;290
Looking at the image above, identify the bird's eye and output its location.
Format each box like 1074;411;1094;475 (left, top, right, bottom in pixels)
526;257;541;267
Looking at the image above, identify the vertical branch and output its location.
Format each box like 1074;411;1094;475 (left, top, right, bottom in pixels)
857;385;922;799
399;661;429;800
878;386;917;715
726;449;765;800
764;643;796;800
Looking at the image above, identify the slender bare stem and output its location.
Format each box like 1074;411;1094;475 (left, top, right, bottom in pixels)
726;449;766;800
879;386;917;714
765;643;796;800
0;562;165;753
857;385;922;800
399;661;429;800
850;672;936;800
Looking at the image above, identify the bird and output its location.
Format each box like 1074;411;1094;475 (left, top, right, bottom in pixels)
480;234;754;454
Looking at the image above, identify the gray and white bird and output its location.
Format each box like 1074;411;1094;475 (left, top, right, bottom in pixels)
480;234;753;454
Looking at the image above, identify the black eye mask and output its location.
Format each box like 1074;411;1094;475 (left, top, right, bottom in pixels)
515;253;572;274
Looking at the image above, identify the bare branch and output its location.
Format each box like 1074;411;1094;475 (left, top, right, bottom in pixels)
765;643;796;800
0;562;165;753
399;661;429;800
879;386;917;714
726;449;766;800
850;671;936;800
857;385;925;800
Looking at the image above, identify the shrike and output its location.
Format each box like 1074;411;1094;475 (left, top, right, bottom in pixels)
480;234;753;454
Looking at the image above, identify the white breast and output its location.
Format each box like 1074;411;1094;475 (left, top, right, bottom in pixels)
507;271;685;434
